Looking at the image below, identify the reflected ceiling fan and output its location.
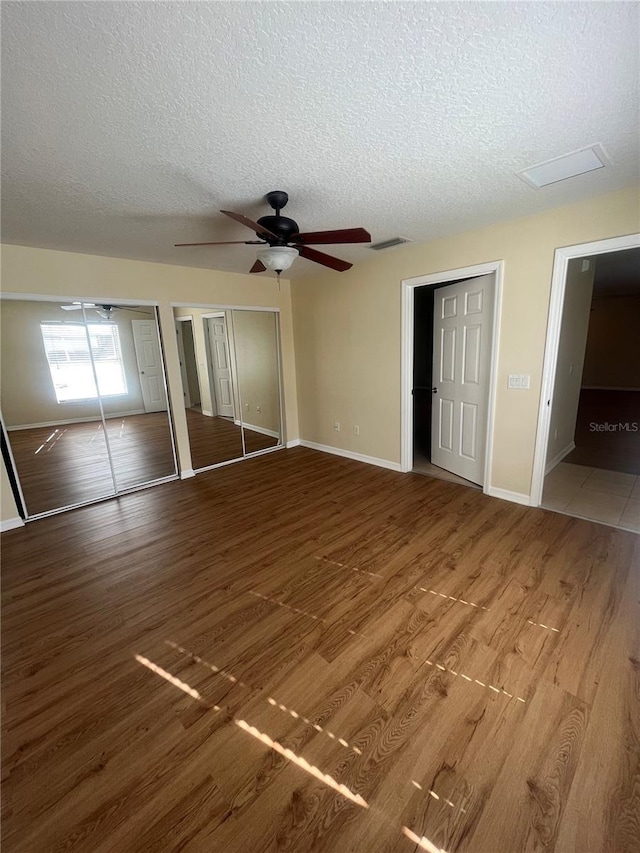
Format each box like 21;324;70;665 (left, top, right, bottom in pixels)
61;303;152;320
175;190;371;275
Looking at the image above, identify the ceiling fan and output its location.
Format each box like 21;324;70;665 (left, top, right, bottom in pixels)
61;303;152;320
175;190;371;275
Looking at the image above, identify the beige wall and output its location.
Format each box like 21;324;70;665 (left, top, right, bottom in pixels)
291;186;640;497
0;300;151;428
233;310;280;435
546;258;595;465
0;244;299;522
582;295;640;389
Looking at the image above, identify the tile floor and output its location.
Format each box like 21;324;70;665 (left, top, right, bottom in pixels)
413;453;481;489
542;462;640;532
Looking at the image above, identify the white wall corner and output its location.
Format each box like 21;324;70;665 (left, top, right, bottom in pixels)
545;441;576;475
1;517;25;532
485;486;532;506
286;438;301;448
180;469;195;479
299;440;403;472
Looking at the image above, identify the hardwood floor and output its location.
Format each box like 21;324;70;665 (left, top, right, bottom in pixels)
1;448;638;852
185;409;279;470
565;389;640;475
7;413;177;516
7;410;278;517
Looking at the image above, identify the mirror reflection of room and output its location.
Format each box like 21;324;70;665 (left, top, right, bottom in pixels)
0;299;176;516
232;309;281;454
173;307;282;470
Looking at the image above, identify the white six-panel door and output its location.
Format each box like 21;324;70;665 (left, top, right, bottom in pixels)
206;316;235;419
131;319;168;413
431;274;494;484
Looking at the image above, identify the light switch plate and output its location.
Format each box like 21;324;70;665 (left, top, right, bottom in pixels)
508;374;530;390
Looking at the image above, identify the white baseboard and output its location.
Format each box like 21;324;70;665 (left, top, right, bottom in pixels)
7;410;148;430
485;486;531;506
202;409;214;417
299;440;403;472
242;422;280;439
286;438;301;449
545;441;575;475
180;469;195;479
1;517;25;532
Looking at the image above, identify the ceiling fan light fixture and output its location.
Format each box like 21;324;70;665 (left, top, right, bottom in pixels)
257;245;299;273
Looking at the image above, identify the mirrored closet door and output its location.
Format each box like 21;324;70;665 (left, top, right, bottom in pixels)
173;306;283;471
232;309;282;455
0;298;177;518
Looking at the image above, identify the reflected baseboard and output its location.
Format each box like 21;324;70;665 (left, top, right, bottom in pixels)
7;410;148;430
242;423;280;439
233;418;280;439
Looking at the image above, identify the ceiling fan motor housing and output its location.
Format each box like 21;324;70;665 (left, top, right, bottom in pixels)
257;215;299;245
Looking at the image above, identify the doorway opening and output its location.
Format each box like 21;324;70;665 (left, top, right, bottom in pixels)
401;262;503;494
536;243;640;531
203;313;237;422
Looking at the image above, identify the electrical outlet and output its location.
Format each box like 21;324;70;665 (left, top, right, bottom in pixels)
334;421;341;432
245;403;250;410
507;374;530;390
353;425;360;436
256;405;261;413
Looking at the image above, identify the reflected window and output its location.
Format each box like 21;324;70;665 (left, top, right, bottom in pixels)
40;322;128;402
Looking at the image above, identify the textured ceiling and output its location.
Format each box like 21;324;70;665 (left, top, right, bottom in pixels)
2;1;639;277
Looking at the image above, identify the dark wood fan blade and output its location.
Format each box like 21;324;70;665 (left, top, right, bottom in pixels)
296;246;352;272
291;228;371;245
174;240;264;247
220;210;279;240
250;260;267;273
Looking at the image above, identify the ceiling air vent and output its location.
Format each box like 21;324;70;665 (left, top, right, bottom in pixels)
370;236;412;251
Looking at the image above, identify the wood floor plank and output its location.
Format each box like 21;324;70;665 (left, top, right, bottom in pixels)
2;446;638;851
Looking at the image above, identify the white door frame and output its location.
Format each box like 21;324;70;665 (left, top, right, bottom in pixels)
401;261;504;495
530;233;640;507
